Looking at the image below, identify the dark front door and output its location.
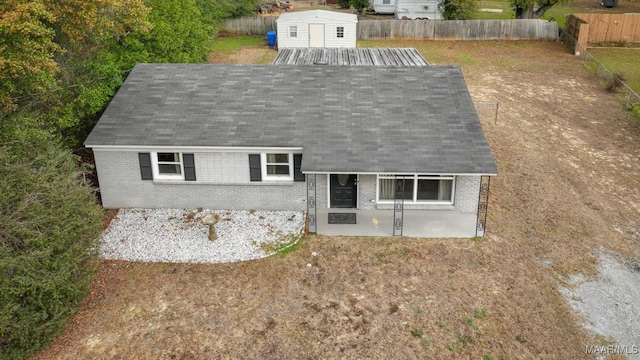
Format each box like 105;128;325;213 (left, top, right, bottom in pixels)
330;174;357;208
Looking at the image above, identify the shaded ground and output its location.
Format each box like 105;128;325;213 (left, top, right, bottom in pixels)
33;41;640;359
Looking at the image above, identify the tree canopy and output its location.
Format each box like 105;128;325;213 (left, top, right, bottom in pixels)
0;120;103;359
337;0;370;13
0;0;260;357
351;0;370;14
0;1;59;112
511;0;564;18
439;0;478;20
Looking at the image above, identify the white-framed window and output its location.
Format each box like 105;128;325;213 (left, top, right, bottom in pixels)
261;153;293;181
377;174;455;203
336;26;344;38
383;0;391;4
289;26;297;38
151;152;184;180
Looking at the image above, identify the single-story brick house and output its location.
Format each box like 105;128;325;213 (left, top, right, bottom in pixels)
85;64;497;237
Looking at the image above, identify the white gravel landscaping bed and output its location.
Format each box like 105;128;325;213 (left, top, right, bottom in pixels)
99;208;305;263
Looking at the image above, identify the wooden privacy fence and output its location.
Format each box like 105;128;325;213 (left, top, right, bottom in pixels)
223;16;277;34
358;19;558;40
563;13;640;54
223;17;559;41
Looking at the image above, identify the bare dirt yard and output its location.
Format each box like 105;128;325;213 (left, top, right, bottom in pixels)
32;41;640;359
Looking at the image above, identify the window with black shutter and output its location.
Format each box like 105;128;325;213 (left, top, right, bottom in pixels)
293;154;304;181
183;153;196;181
249;154;262;181
139;153;153;180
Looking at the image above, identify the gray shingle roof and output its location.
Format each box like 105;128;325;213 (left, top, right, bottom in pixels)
85;64;497;175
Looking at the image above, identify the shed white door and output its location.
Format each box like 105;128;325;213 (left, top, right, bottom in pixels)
309;23;325;47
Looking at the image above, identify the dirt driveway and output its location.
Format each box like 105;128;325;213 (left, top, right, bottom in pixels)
33;41;640;359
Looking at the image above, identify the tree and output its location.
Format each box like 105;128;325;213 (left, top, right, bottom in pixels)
350;0;370;14
0;119;103;359
439;0;478;20
43;0;151;48
337;0;369;13
0;0;152;137
196;0;261;21
128;0;213;63
511;0;563;19
0;1;60;112
37;0;152;134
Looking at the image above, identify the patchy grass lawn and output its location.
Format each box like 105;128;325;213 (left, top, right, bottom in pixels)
33;40;640;359
587;48;640;94
474;0;640;27
209;33;277;64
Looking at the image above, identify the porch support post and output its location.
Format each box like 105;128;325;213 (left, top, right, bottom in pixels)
306;174;317;234
475;176;491;237
393;175;406;236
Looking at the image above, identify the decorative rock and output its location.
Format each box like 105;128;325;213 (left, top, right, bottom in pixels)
99;209;305;264
202;213;220;225
204;214;220;242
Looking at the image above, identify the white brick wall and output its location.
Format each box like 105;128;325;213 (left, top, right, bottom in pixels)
196;153;249;183
359;175;377;210
453;176;481;213
94;150;482;214
94;150;305;210
313;174;329;209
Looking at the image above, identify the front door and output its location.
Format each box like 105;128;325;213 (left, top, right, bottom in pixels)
309;23;325;47
330;174;357;208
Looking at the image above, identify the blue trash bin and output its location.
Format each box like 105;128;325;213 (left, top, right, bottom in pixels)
267;31;276;47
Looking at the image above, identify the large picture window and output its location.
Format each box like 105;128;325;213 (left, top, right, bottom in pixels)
378;175;454;203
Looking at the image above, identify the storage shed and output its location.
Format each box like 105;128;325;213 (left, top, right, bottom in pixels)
276;10;357;48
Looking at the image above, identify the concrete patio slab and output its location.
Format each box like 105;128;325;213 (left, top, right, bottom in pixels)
314;209;481;238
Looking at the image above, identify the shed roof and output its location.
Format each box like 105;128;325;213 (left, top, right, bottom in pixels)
85;64;497;175
273;48;429;66
276;10;358;23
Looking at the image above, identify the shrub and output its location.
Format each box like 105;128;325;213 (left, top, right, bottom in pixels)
338;0;351;8
351;0;370;14
605;72;626;93
0;125;102;359
439;0;478;20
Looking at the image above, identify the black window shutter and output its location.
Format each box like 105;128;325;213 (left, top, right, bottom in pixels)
293;154;305;181
139;153;153;180
249;154;261;181
183;153;196;181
